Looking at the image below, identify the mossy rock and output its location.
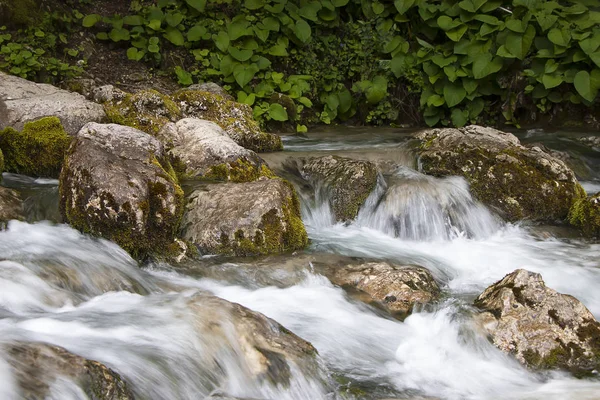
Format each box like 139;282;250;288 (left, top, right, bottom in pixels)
204;160;275;183
104;89;181;135
172;89;283;152
0;0;41;27
0;116;71;178
182;179;308;256
569;192;600;237
417;126;584;222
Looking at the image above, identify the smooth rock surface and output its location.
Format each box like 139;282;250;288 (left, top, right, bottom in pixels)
416;125;583;222
0;72;106;135
326;262;440;317
157;118;269;181
302;155;378;222
6;342;134;399
59;123;183;258
181;179;307;256
475;269;600;374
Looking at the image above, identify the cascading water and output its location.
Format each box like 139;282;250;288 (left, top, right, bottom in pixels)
3;128;600;400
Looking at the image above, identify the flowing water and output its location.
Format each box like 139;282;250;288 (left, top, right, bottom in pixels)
2;127;600;399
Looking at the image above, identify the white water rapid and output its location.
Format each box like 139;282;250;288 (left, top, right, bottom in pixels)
2;128;600;399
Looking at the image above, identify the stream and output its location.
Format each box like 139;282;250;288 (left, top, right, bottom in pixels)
2;127;600;399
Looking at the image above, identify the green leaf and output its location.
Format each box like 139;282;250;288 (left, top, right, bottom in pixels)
506;19;526;33
443;81;466;107
245;0;264;10
542;74;563;89
228;20;251;41
233;63;259;87
268;103;289;121
296;124;308;133
294;19;311;43
228;47;253;61
574;70;599;102
505;25;536;60
109;28;130;42
187;25;207;41
447;25;468;42
127;47;145;61
268;37;288;56
164;27;185;46
214;31;229;52
123;15;144;26
297;97;313;107
427;94;445;107
451;108;468;127
372;2;385;14
394;0;415;15
148;19;162;31
165;13;184;27
458;0;487;13
82;14;101;28
175;66;193;86
366;76;388;104
548;28;570;47
437;16;461;31
472;54;503;79
186;0;206;12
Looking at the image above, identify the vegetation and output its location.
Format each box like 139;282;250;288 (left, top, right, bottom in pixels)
1;0;600;129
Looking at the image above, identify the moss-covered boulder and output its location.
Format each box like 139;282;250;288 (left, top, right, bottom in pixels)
569;192;600;237
0;186;23;227
59;122;184;259
0;72;106;135
302;156;378;222
0;0;41;28
6;342;134;399
181;179;308;256
157;118;273;182
0;116;71;178
173;89;283;152
416;125;584;222
475;269;600;375
325;262;440;318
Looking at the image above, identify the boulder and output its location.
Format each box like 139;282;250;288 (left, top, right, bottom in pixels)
157;118;272;182
325;262;440;317
474;269;600;375
188;293;319;387
181;179;307;256
0;72;106;136
302;156;378;222
0;186;23;226
569;192;600;238
0;116;71;177
578;136;600;149
416;125;583;222
59;122;184;258
6;342;134;399
186;82;234;100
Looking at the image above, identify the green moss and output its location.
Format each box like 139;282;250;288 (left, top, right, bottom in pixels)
0;0;41;27
204;159;275;183
0;148;4;174
104;90;181;135
0;117;71;178
569;191;600;237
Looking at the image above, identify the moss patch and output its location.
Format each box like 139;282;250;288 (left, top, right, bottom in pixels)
0;117;71;178
204;159;275;183
569;192;600;237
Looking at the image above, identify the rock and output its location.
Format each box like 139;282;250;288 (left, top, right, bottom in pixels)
0;116;71;177
302;156;378;222
416;125;583;222
188;293;320;387
326;262;440;317
59;122;184;259
92;85;127;104
186;82;234;101
0;186;23;226
6;341;134;399
0;72;106;136
172;89;282;152
578;136;600;149
474;269;600;375
181;179;308;256
568;192;600;237
157;118;272;182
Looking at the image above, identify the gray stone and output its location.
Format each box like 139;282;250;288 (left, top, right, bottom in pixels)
59;123;184;258
326;262;440;317
6;342;134;399
0;186;23;226
185;82;234;100
157;118;270;181
181;179;307;256
416;125;583;222
475;269;600;374
0;72;106;135
302;155;378;222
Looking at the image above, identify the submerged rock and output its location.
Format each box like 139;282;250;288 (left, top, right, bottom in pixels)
0;71;106;135
188;293;320;387
326;262;440;317
302;155;378;222
0;116;71;177
416;125;583;222
475;269;600;375
0;187;23;226
157;118;272;182
59;123;184;259
568;192;600;238
6;342;134;399
181;179;308;256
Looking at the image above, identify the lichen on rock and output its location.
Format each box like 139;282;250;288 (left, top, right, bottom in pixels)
59;122;184;259
181;179;308;256
0;116;71;177
416;125;584;222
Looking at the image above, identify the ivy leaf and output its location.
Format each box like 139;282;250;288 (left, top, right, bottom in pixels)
437;16;462;31
366;76;388;104
228;47;253;61
294;19;311;43
443;81;466;107
451;108;469;127
245;0;264;10
185;0;206;12
82;14;102;28
109;28;130;42
542;74;563;89
472;54;503;79
505;25;536;60
164;27;185;46
268;103;289;121
123;15;144;26
165;13;184;27
574;70;599;102
228;20;251;41
394;0;415;15
214;31;229;52
427;94;445;107
187;25;207;42
233;63;259;87
458;0;487;13
548;28;570;47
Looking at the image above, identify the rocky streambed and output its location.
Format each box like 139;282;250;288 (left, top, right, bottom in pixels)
2;72;600;399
